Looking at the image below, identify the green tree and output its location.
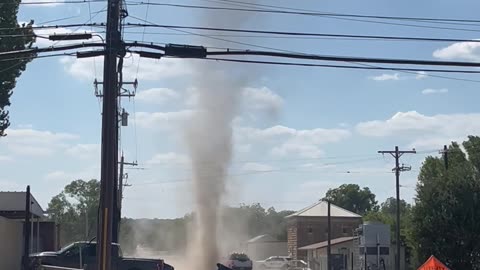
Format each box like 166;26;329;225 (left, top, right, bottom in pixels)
0;1;36;136
412;137;480;269
324;184;378;215
47;179;100;245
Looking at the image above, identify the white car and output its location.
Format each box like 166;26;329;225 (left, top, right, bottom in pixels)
225;253;253;270
288;260;310;270
258;256;292;270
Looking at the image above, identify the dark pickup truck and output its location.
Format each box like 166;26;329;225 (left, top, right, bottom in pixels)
29;241;174;270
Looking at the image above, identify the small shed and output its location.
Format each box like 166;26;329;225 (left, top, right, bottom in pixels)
246;234;288;261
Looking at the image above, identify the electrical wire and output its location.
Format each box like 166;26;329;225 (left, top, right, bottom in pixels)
134;0;151;79
133;168;394;186
123;22;480;43
197;58;480;78
87;0;98;79
18;0;107;5
126;17;480;83
194;0;480;29
122;30;480;43
38;15;82;25
0;23;104;31
126;1;480;28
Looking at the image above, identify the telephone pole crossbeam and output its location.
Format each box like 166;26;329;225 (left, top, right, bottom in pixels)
378;146;416;270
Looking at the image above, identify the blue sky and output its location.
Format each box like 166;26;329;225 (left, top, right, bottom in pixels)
3;0;480;218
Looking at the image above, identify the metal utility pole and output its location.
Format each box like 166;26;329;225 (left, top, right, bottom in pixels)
97;0;121;268
378;146;416;270
327;200;332;270
22;186;31;270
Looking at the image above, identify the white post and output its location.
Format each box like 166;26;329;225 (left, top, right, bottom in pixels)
30;213;34;254
37;218;40;252
377;233;380;270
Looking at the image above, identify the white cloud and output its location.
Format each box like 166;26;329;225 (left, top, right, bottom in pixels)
236;144;252;153
135;110;194;129
0;180;24;191
61;55;191;81
44;170;70;181
184;87;199;107
44;166;99;182
0;155;13;162
241;162;274;172
136;88;180;104
369;73;400;81
433;41;480;61
1;128;78;157
237;125;350;158
243;87;284;114
356;111;480;149
147;152;189;165
66;144;100;159
416;71;428;80
421;88;448;95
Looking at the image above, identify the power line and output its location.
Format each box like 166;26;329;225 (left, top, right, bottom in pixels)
199;58;480;79
203;50;480;67
134;0;151;79
122;30;480;43
123;22;480;43
127;1;480;27
18;0;107;5
0;23;104;31
195;0;480;27
0;52;75;62
125;18;480;82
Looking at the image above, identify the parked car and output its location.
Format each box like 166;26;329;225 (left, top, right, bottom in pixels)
288;260;310;270
224;253;253;270
257;256;292;270
28;241;174;270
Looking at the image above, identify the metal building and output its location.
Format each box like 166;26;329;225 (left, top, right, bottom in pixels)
355;222;391;270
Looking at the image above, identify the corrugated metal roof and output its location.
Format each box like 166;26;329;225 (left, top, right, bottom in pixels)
298;236;357;250
0;191;45;218
247;234;279;243
286;201;362;218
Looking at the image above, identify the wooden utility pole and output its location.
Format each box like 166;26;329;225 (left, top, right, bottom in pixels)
378;146;416;270
97;0;121;268
115;154;137;240
440;145;449;170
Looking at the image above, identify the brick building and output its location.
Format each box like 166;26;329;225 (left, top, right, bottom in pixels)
286;201;362;260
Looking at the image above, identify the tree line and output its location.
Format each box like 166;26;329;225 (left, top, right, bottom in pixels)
46;136;480;269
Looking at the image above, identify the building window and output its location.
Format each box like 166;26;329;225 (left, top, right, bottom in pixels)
307;227;313;234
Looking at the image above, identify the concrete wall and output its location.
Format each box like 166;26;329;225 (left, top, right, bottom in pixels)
0;216;23;270
247;241;287;261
